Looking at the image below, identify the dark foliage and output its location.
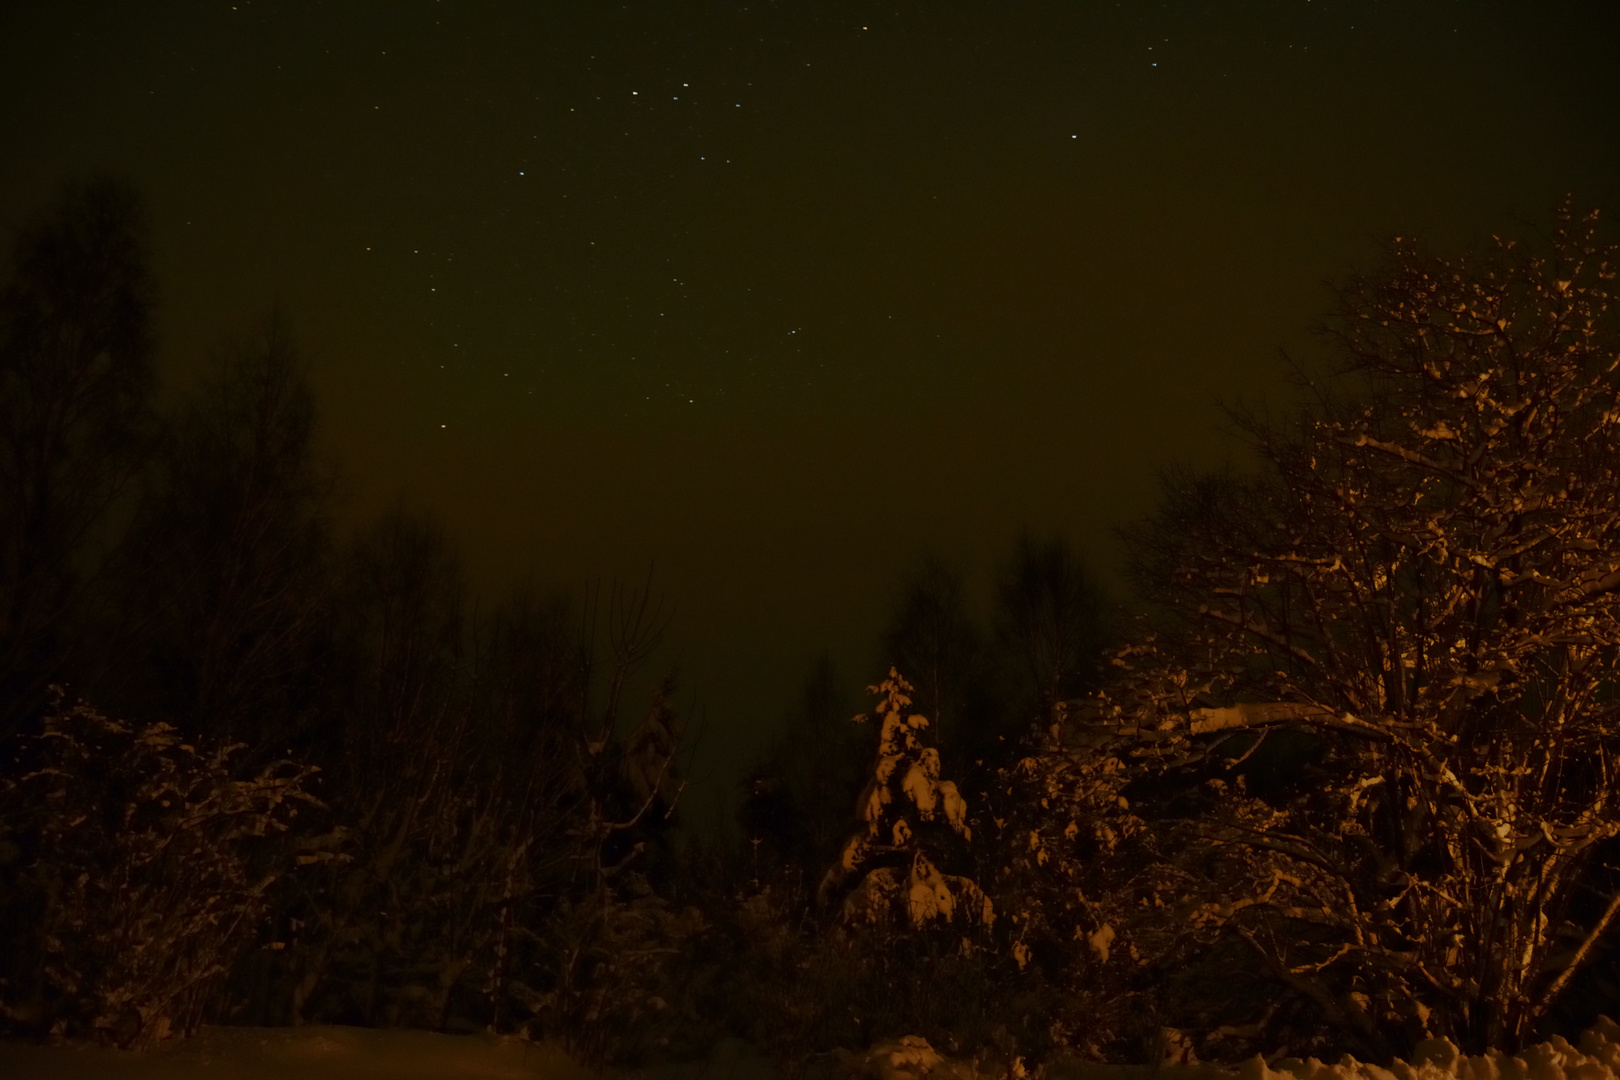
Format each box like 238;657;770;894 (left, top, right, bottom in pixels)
99;315;334;754
0;178;156;740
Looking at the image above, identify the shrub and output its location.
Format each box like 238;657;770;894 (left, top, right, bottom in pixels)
0;689;320;1047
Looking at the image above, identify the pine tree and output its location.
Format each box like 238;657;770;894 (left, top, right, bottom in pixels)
819;668;992;929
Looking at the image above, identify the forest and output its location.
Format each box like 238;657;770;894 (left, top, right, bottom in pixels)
3;179;1620;1078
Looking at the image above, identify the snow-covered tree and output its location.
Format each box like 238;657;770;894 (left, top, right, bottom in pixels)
820;668;992;930
1030;206;1620;1058
0;689;323;1047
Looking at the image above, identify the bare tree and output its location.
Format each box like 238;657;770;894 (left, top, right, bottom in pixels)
109;315;333;749
0;690;323;1048
1033;205;1620;1057
275;507;476;1026
264;528;690;1043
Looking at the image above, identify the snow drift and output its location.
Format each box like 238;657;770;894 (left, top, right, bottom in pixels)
852;1019;1620;1080
4;1020;1620;1080
1240;1018;1620;1080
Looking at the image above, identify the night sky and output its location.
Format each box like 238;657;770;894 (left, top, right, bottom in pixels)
3;1;1616;817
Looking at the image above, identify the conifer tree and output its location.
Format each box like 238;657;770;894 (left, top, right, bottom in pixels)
0;178;155;736
819;668;992;929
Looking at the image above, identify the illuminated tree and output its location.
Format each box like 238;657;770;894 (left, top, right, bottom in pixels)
1025;206;1620;1058
819;668;991;930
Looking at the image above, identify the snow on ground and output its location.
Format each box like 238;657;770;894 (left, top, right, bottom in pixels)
0;1025;598;1080
2;1019;1619;1080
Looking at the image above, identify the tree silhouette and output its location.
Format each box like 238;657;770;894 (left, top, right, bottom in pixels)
882;556;1003;777
0;178;155;736
995;533;1106;721
740;653;863;874
109;315;333;749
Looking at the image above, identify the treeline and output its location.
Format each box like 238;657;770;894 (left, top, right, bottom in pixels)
0;179;687;1055
5;179;1620;1073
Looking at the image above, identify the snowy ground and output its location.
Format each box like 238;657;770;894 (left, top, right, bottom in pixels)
3;1020;1620;1080
0;1025;794;1080
0;1025;603;1080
